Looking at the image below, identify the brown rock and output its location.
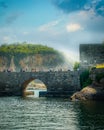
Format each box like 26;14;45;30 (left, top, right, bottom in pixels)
71;86;104;101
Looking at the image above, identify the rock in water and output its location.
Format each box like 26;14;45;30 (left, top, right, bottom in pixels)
71;86;104;101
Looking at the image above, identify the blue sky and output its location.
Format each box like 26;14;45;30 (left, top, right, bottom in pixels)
0;0;104;61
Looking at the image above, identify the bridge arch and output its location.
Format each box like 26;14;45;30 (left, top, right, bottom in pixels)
22;78;47;97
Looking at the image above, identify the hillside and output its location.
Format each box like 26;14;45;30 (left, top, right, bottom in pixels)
0;43;64;72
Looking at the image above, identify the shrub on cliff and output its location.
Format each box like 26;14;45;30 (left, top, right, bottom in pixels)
0;43;59;55
80;70;92;88
73;62;80;71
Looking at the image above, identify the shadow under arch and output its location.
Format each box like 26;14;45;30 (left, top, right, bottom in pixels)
22;78;47;97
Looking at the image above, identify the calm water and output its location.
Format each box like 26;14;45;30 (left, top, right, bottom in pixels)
0;97;104;130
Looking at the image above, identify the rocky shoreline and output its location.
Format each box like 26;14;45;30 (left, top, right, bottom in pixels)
71;78;104;101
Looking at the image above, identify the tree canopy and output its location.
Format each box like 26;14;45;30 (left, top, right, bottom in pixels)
0;43;58;55
73;62;80;71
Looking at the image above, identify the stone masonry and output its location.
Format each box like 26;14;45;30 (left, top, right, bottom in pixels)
80;44;104;68
0;71;80;96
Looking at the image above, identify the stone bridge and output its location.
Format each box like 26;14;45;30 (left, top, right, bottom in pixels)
0;71;80;97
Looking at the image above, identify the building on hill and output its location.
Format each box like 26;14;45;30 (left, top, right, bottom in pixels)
80;44;104;69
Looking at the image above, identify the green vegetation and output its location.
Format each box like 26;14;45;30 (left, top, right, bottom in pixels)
0;43;58;55
80;69;92;88
73;62;80;71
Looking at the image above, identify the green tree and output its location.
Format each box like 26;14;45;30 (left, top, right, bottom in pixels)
73;62;80;70
80;69;92;88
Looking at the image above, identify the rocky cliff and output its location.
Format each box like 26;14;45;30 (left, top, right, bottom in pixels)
0;43;65;72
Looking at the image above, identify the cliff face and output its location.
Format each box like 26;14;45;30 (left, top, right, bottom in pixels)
0;54;65;72
0;44;65;72
0;56;9;71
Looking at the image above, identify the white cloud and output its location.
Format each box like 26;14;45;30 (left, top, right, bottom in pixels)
0;33;17;44
3;36;10;43
38;20;60;32
23;31;30;35
78;10;95;18
66;23;83;32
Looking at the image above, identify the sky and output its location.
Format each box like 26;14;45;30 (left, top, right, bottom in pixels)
0;0;104;61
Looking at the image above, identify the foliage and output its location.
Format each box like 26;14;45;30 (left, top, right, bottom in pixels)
0;43;58;55
73;62;80;70
82;78;92;88
80;69;92;88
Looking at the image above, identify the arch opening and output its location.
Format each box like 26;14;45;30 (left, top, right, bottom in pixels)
22;78;47;98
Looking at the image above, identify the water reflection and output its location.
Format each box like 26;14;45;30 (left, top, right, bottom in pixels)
73;101;104;130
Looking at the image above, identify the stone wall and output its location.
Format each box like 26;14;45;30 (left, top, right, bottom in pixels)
80;44;104;68
0;71;80;96
90;68;104;81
